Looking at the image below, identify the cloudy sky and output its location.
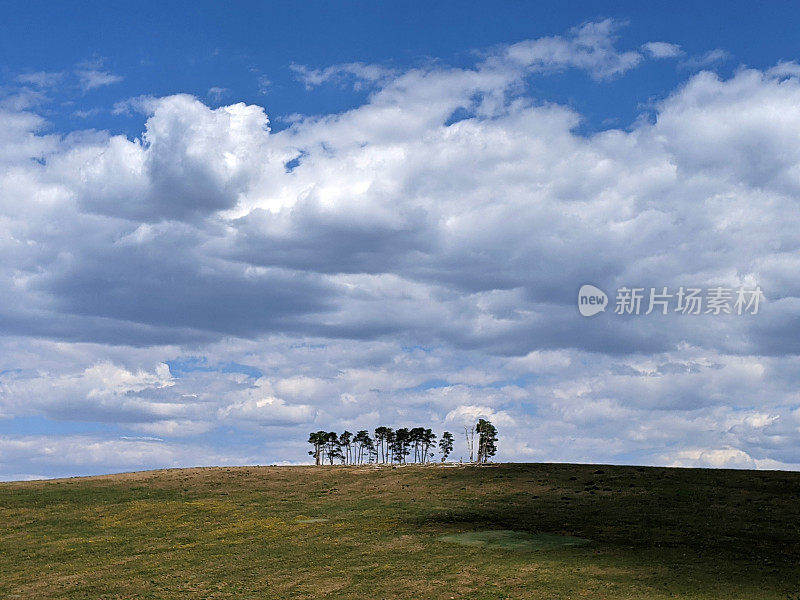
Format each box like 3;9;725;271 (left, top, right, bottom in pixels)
2;1;800;479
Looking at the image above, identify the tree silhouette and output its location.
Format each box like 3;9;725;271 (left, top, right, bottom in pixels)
307;422;494;466
385;428;396;464
353;430;373;464
340;430;353;464
324;432;342;465
409;427;424;462
307;431;328;465
421;428;436;463
476;419;498;464
374;427;391;464
392;428;411;463
438;431;454;462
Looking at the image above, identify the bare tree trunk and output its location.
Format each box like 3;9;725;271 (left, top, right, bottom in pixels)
465;426;475;463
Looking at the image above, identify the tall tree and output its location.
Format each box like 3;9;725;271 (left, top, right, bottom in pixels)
340;430;353;465
324;431;342;465
423;428;437;463
392;428;411;463
439;431;454;462
374;427;390;464
464;425;476;463
409;427;425;462
385;428;395;464
353;430;372;464
307;431;327;465
366;437;377;463
476;419;498;464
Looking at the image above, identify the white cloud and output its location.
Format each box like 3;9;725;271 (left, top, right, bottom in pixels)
2;35;800;476
218;394;316;427
73;58;122;91
641;41;682;58
257;75;271;95
112;94;158;115
292;62;395;90
665;447;759;469
208;86;228;102
445;405;515;427
16;71;64;88
294;19;659;89
680;48;730;69
0;87;49;111
501;19;643;80
73;108;103;119
75;68;123;91
0;434;264;480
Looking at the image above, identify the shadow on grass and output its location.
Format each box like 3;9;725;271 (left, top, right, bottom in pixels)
398;463;800;594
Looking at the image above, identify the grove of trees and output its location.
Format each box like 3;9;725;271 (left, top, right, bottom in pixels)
307;421;497;465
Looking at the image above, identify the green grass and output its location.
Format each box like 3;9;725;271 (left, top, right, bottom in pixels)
438;530;591;550
1;463;799;599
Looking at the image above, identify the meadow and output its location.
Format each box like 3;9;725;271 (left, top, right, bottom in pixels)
1;463;799;599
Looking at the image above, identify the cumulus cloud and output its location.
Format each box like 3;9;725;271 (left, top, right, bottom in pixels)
445;405;515;428
663;447;784;470
219;394;316;427
2;27;800;477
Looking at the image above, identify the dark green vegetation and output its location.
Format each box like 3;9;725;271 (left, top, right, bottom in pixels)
2;463;799;599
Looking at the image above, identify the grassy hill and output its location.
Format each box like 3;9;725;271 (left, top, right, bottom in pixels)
2;463;799;599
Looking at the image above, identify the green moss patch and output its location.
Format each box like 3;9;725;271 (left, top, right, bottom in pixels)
438;529;590;551
295;517;329;523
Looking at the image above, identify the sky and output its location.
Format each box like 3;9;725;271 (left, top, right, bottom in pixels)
2;1;800;479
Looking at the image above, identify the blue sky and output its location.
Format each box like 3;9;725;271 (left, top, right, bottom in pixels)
2;2;800;479
5;1;800;136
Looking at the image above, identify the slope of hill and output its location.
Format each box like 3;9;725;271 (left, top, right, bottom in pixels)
2;463;799;599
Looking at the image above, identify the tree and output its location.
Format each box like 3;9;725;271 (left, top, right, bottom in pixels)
307;431;328;465
385;428;395;464
439;431;454;462
465;425;476;463
421;428;437;463
374;427;392;464
392;428;410;463
353;430;373;464
324;432;342;465
340;430;353;464
366;437;377;463
476;419;498;464
409;427;425;462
